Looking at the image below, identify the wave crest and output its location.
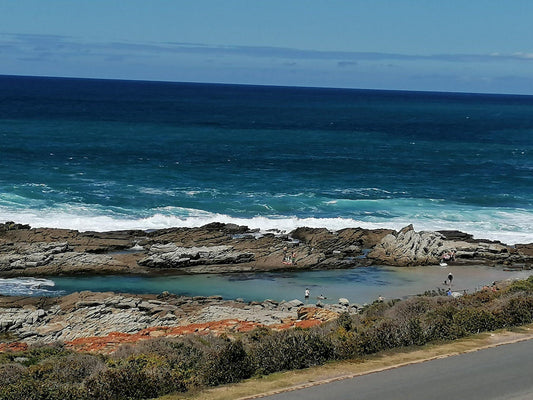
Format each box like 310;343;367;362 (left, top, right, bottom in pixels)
1;203;532;245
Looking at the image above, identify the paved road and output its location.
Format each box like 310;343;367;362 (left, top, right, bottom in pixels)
262;339;533;400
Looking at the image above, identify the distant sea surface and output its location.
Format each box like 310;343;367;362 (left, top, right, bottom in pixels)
1;75;532;244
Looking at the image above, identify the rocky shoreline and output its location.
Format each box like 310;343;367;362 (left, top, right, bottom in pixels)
1;221;532;277
1;221;532;352
0;290;346;353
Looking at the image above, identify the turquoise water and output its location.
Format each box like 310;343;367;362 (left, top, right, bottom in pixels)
4;266;531;303
1;75;532;244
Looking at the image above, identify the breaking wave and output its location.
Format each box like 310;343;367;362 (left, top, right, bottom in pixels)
0;278;61;297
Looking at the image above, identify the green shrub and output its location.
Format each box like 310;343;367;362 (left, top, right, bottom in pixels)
247;326;273;342
398;317;426;346
84;359;156;400
335;312;358;331
360;301;390;323
28;343;71;366
458;289;498;307
354;319;403;354
116;337;205;374
500;295;533;326
330;328;360;360
452;308;499;334
0;379;42;400
200;340;252;386
505;279;533;294
386;297;433;322
0;379;86;400
0;363;26;386
249;328;334;375
422;304;464;341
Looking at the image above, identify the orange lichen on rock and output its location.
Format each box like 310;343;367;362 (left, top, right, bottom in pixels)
66;319;270;353
297;306;339;322
65;313;332;353
0;341;28;352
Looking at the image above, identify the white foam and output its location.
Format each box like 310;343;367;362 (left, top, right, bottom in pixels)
0;277;58;296
1;202;532;245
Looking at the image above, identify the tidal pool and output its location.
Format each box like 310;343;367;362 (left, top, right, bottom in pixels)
3;265;531;304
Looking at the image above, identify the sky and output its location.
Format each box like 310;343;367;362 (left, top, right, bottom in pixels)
1;1;533;94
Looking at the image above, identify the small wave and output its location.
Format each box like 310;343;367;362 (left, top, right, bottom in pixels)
0;278;59;297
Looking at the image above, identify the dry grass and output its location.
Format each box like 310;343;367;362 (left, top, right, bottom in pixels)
159;324;533;400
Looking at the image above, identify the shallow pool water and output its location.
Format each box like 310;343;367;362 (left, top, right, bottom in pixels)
3;265;531;304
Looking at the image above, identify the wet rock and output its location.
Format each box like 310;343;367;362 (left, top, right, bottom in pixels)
0;222;31;231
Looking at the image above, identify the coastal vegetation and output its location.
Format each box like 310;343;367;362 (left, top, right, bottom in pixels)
1;276;532;400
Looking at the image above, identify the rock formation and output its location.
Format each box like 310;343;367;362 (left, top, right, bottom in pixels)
0;291;352;353
368;224;529;267
0;222;531;275
138;244;255;268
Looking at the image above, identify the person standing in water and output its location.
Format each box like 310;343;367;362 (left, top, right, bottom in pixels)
448;273;453;286
305;288;310;302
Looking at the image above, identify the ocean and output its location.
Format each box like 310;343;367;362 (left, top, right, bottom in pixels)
1;75;532;245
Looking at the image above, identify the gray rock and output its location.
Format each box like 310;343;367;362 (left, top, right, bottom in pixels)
138;244;255;268
288;299;304;308
338;298;350;306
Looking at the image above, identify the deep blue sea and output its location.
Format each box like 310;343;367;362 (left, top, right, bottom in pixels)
1;75;532;244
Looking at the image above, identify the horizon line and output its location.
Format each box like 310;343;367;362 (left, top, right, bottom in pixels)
2;73;533;99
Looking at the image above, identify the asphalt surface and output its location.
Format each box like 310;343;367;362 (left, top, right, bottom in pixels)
262;339;533;400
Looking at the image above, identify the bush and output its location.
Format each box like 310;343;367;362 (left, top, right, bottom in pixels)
499;295;533;326
354;319;404;355
505;279;533;294
0;379;42;400
398;317;426;346
18;342;70;367
0;379;86;400
422;304;464;341
27;353;105;384
331;328;360;360
459;289;498;307
114;337;204;376
200;340;252;386
0;363;26;386
360;301;390;323
249;328;334;375
335;312;358;331
452;308;499;334
84;357;156;400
